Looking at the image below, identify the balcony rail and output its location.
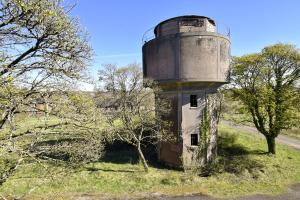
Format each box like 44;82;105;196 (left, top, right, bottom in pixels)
142;21;230;43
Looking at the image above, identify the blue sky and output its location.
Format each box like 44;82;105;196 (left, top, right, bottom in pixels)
68;0;300;75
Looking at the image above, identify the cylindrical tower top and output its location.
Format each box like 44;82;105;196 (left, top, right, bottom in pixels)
143;15;230;88
154;15;216;37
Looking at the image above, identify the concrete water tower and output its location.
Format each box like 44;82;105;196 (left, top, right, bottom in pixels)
142;15;230;169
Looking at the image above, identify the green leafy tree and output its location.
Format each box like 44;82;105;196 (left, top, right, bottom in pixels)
231;44;300;154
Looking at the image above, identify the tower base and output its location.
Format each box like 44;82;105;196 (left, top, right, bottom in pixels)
157;86;220;169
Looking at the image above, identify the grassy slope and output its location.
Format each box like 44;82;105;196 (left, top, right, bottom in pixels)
222;91;300;139
0;116;61;140
1;123;300;199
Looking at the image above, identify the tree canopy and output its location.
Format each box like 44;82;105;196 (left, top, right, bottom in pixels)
231;43;300;154
0;0;93;184
0;0;92;128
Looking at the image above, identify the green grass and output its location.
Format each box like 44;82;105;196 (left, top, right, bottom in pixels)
0;115;61;140
282;128;300;140
222;114;300;140
221;90;300;139
1;123;300;199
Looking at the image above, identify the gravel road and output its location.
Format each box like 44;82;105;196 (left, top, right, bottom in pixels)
222;120;300;151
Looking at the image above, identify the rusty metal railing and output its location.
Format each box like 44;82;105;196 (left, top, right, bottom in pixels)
142;22;230;44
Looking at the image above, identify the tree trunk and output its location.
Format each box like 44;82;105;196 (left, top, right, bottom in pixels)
137;143;149;172
0;107;16;129
266;135;276;154
0;158;23;186
0;120;5;129
0;112;9;129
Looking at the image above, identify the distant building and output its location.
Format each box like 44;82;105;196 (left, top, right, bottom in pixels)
142;15;231;169
28;97;51;116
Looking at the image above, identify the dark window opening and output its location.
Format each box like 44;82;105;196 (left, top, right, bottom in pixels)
190;95;197;107
191;134;198;146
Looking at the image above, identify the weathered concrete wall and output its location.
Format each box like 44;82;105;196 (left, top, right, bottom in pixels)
206;20;216;32
156;17;216;37
157;91;182;167
157;87;219;168
159;141;182;166
180;88;218;168
180;36;218;81
143;15;230;169
143;33;230;83
157;20;179;37
143;35;178;81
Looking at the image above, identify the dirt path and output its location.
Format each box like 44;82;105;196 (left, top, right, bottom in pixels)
222;120;300;151
147;183;300;200
77;183;300;200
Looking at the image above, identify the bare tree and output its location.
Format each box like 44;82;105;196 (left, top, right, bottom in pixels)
0;0;92;189
29;90;105;164
0;0;92;129
98;64;172;172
